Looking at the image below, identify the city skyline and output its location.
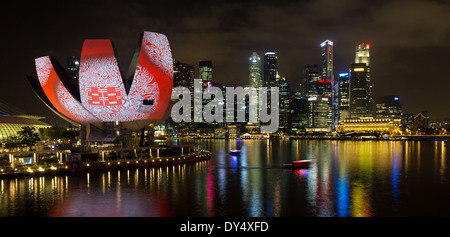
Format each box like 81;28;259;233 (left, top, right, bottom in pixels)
2;0;450;125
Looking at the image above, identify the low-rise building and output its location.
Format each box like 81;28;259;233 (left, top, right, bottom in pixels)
336;117;402;135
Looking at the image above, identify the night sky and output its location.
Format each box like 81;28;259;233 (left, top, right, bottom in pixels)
2;0;450;126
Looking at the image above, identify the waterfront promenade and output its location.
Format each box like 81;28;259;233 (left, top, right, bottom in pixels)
0;143;211;178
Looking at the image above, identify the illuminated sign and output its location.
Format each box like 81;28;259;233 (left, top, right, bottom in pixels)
394;97;399;101
353;68;365;72
31;31;173;127
318;79;331;83
339;73;349;77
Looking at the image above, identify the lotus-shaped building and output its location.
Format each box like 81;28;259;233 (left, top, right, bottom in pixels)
27;31;174;131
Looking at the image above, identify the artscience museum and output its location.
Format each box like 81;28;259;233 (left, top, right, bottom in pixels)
27;31;174;144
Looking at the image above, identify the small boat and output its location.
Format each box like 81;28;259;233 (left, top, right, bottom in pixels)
229;150;241;155
283;160;311;169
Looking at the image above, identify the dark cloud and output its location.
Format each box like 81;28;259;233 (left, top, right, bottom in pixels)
1;0;450;125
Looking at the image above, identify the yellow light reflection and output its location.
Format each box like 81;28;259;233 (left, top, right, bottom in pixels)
350;181;372;217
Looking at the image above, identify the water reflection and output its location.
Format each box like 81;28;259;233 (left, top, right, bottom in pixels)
0;140;449;217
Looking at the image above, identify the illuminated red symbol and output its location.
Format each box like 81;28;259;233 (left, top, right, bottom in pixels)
87;87;125;106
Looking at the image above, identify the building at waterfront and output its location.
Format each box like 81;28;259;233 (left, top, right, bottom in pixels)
320;40;338;128
28;31;175;150
401;113;414;128
166;60;197;136
307;96;332;129
290;98;309;133
0;99;50;141
354;43;374;116
247;52;262;131
413;112;429;132
375;96;402;119
278;74;290;132
336;117;402;135
338;72;350;120
349;63;371;118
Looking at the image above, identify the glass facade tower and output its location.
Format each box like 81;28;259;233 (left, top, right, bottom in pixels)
263;52;277;88
320;40;336;128
355;43;373;116
349;63;370;118
249;52;262;87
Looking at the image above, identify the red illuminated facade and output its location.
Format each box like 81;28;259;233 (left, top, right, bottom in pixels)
28;31;173;131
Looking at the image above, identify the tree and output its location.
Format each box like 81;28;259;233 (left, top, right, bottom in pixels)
40;126;78;146
4;135;21;151
17;126;41;148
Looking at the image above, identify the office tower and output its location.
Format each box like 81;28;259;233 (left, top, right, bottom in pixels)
401;113;414;130
195;60;213;131
248;52;262;131
308;96;332;128
301;64;320;97
278;75;290;132
355;43;374;115
317;78;332;96
355;43;370;66
199;60;212;87
349;63;370;118
263;52;277;87
249;52;262;87
290;98;309;133
171;60;196;135
338;72;350;120
173;60;195;90
375;96;402;119
320;40;338;127
320;40;333;81
67;56;79;79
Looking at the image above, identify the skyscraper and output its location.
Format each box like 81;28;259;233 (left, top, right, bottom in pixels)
308;96;331;128
320;40;333;81
249;52;262;87
338;72;350;120
263;52;277;87
195;60;213;130
290;98;309;132
355;43;373;115
199;60;212;87
248;52;262;131
171;60;196;135
174;60;195;90
301;64;320;97
355;43;370;66
320;40;338;128
349;63;370;118
278;74;290;132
